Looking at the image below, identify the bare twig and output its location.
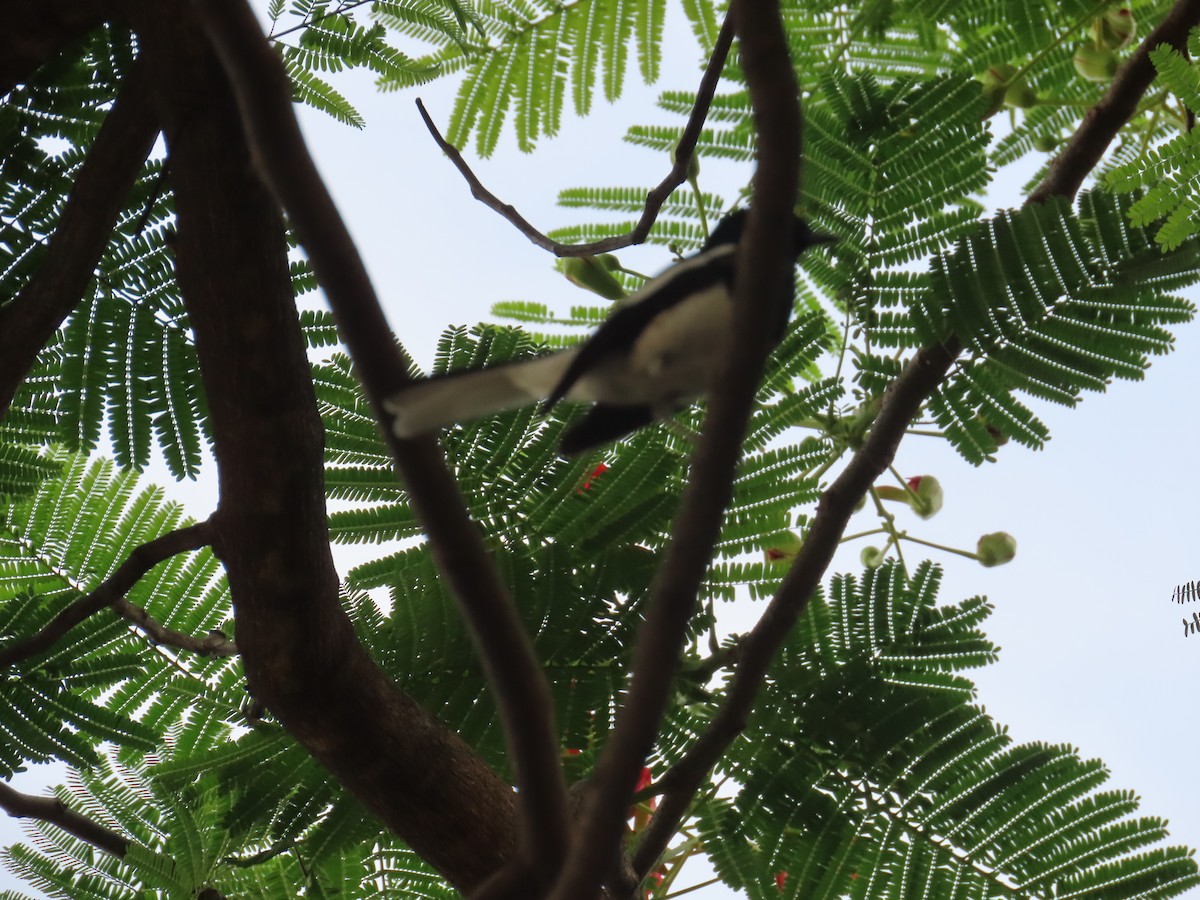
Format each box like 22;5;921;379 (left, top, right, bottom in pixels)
545;0;802;896
194;0;570;871
113;598;237;657
0;780;129;858
1029;0;1200;203
632;0;1200;877
0;60;159;421
0;521;214;669
416;14;736;257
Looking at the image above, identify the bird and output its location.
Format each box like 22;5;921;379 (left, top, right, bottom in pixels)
382;210;835;454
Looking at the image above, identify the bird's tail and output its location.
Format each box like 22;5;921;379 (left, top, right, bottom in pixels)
383;349;578;438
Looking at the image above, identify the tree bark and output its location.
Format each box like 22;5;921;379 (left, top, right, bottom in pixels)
119;1;518;890
0;0;110;96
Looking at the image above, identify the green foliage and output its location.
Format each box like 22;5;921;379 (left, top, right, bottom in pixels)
1107;29;1200;250
0;453;237;775
699;563;1200;900
384;0;668;155
913;190;1196;462
6;0;1200;897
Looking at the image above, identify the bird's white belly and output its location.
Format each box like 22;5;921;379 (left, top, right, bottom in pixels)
570;285;732;407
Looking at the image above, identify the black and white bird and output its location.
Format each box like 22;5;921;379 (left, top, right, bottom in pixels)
383;210;835;454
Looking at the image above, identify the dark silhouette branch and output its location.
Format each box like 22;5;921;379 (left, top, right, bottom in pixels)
0;780;129;858
126;0;522;880
0;0;110;96
192;0;570;874
415;14;736;257
113;598;237;657
545;0;802;896
632;0;1200;876
631;340;961;877
0;60;159;421
1029;0;1200;204
0;521;214;670
0;780;232;900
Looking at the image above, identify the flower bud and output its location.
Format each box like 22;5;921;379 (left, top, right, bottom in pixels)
977;63;1016;117
909;475;944;519
1073;43;1120;83
861;546;886;569
1003;78;1040;108
765;531;803;565
1031;133;1059;153
1090;7;1135;50
976;532;1017;567
560;255;626;300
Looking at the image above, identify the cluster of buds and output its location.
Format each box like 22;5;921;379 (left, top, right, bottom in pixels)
864;475;1016;569
978;63;1039;115
1074;7;1135;82
978;7;1134;119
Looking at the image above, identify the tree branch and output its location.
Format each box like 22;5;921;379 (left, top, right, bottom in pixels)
0;59;159;421
415;14;736;257
113;598;237;657
131;0;523;873
545;0;801;896
0;0;110;97
632;0;1200;876
0;780;129;858
0;780;231;900
192;0;570;874
0;521;214;670
1029;0;1200;203
631;340;961;877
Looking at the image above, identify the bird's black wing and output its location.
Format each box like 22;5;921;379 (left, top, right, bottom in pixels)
559;404;656;455
544;250;738;409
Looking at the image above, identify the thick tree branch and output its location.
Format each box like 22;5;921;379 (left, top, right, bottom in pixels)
416;14;736;257
545;1;801;897
192;0;570;874
1029;0;1200;203
633;0;1200;876
0;780;129;858
0;521;214;669
0;60;159;421
0;0;109;97
118;1;522;889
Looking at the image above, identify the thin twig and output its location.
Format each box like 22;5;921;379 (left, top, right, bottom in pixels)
113;598;237;657
545;0;802;896
269;0;373;41
632;0;1200;877
416;14;736;257
0;520;214;669
0;781;129;858
195;0;571;871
